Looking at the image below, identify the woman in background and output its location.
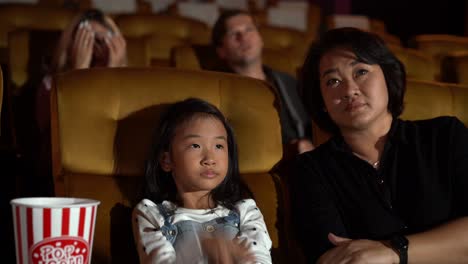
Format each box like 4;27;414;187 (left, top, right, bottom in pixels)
37;8;127;131
35;9;127;195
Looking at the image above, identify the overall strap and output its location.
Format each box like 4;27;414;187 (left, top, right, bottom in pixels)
221;208;240;226
156;203;172;222
156;203;178;244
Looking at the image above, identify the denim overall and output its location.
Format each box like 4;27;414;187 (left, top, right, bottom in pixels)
157;204;241;264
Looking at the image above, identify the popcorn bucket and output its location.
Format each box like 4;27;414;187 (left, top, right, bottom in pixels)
11;197;100;264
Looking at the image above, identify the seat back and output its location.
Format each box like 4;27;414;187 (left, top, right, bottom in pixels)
440;51;468;85
8;28;150;94
116;14;210;44
171;44;211;70
258;25;308;53
172;44;301;77
0;4;76;48
412;34;468;57
124;36;152;67
116;14;210;66
451;82;468;125
146;34;186;66
7;29;62;92
402;79;454;120
411;34;468;79
388;44;437;81
403;79;468;127
51;67;285;262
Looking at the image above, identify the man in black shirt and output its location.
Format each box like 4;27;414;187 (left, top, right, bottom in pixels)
211;10;314;156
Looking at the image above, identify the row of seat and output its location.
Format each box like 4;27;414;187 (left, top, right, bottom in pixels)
8;27;468;92
4;4;468;89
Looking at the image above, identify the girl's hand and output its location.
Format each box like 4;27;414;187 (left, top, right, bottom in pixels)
317;233;399;264
201;237;255;264
104;16;127;67
71;21;94;69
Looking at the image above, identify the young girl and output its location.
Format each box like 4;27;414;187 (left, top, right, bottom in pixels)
132;98;272;264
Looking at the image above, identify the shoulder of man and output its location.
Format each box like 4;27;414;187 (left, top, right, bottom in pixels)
263;65;297;85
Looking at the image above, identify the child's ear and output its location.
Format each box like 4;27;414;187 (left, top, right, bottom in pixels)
160;152;172;172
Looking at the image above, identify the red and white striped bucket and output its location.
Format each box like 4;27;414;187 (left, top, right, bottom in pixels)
11;197;100;264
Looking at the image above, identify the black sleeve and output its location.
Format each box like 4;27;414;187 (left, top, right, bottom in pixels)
273;71;312;141
451;117;468;216
289;153;348;262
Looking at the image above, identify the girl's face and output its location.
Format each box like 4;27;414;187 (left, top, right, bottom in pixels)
319;48;391;133
161;115;229;199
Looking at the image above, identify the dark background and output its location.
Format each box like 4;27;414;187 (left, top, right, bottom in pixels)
353;0;466;45
315;0;467;46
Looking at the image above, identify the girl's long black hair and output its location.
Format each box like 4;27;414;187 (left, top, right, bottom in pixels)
143;98;251;210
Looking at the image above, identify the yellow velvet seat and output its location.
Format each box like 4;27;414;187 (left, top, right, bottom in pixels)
171;44;301;77
438;51;468;84
7;29;62;92
411;34;468;80
0;4;76;49
115;14;211;66
388;44;437;81
51;67;287;262
262;48;304;77
257;25;310;74
412;34;468;57
170;45;203;70
7;28;151;94
403;79;468;125
258;25;309;56
125;36;152;67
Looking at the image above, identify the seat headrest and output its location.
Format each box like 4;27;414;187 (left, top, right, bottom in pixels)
53;67;282;176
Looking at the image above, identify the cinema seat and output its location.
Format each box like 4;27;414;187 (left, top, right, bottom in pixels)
0;4;76;63
51;67;288;262
171;44;301;77
116;14;210;66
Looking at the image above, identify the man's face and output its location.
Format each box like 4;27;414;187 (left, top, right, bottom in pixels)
216;14;264;67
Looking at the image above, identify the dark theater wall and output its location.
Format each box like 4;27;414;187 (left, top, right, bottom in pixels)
351;0;467;46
